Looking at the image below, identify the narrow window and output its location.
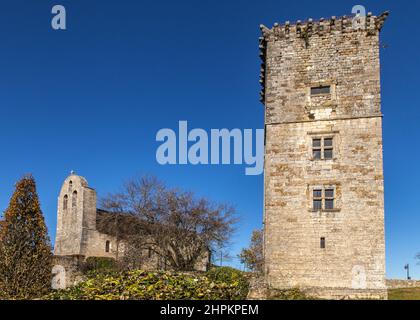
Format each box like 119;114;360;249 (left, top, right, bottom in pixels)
320;237;326;249
68;181;73;192
324;138;333;159
312;139;322;160
63;195;68;210
311;85;331;95
105;241;110;253
72;190;77;208
325;189;335;210
313;189;323;211
148;248;153;258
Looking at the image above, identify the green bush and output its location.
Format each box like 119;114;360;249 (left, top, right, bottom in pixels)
206;267;249;300
269;288;313;300
82;257;117;274
44;269;250;300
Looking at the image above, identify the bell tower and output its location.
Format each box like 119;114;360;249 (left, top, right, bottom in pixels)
54;173;97;256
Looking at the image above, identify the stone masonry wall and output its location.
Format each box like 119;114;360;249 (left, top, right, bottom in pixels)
386;280;420;289
264;118;385;290
54;175;89;256
262;13;388;299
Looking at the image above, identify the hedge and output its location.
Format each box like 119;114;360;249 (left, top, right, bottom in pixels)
44;268;249;300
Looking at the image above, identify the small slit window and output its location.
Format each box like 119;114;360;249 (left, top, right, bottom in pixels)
72;191;77;208
311;85;331;95
105;241;110;253
63;195;68;210
320;237;326;249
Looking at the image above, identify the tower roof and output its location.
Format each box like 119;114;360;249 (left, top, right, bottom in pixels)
66;172;89;187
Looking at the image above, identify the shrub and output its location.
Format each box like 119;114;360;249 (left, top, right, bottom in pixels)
44;270;250;300
206;267;249;300
269;288;313;300
81;257;117;274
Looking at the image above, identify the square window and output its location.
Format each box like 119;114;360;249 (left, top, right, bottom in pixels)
311;187;336;211
311;137;334;160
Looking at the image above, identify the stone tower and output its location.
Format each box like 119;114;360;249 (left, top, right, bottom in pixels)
260;12;388;299
54;173;122;260
53;173;122;289
54;173;98;256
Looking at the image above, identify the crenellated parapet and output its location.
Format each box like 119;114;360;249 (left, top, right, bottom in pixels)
260;11;389;42
258;11;389;105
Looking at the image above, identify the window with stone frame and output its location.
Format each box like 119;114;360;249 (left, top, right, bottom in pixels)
312;187;336;211
313;189;323;211
105;241;110;253
311;85;331;95
307;84;336;110
312;137;334;160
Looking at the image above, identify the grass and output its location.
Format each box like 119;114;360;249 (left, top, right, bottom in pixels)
388;287;420;300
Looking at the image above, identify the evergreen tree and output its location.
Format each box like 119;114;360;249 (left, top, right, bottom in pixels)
0;175;52;299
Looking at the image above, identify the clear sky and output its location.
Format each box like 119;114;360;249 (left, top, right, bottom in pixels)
0;0;418;279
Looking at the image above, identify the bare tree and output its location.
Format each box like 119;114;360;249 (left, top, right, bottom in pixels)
98;176;237;271
238;229;263;273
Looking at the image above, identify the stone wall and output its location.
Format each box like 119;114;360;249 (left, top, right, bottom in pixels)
387;280;420;289
52;255;85;290
262;12;388;300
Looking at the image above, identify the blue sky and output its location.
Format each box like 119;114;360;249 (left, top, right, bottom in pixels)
0;0;418;279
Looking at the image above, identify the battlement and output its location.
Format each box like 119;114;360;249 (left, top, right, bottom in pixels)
259;11;389;42
258;11;389;107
